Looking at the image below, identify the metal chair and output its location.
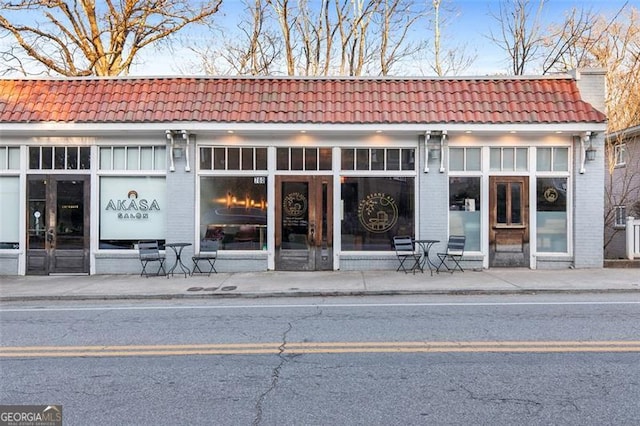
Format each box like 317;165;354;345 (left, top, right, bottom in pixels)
191;239;219;276
393;236;422;273
436;235;466;273
138;240;166;277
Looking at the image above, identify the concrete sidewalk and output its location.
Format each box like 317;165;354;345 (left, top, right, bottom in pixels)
1;268;640;302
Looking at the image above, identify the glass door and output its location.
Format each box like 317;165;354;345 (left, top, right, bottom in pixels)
275;176;332;270
27;175;90;275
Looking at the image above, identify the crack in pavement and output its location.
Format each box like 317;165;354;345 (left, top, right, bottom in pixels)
253;309;322;426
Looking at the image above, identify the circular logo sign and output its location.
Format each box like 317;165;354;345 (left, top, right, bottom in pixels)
283;192;307;217
358;193;398;233
543;187;558;203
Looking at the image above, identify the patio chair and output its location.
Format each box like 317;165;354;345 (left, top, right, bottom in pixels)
393;236;422;273
436;235;466;273
191;239;219;276
138;240;166;277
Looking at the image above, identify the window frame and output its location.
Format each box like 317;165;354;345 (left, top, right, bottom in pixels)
614;144;626;167
614;205;627;228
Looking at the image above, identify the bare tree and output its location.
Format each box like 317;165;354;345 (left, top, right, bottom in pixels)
0;0;222;76
428;0;475;76
489;0;546;75
376;0;425;76
539;6;599;74
183;0;281;76
266;0;297;75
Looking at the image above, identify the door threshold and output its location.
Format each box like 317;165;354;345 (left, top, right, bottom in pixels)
49;273;90;276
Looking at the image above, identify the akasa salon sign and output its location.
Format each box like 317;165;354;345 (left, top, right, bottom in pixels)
100;177;166;240
105;189;161;219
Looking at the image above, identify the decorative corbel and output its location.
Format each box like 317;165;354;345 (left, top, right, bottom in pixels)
181;130;191;172
166;130;175;172
440;130;447;173
579;131;591;174
424;131;431;173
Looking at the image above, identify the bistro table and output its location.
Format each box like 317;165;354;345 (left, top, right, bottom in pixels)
165;242;192;278
414;239;440;276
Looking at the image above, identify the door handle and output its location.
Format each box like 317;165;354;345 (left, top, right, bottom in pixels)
309;227;315;245
46;229;55;243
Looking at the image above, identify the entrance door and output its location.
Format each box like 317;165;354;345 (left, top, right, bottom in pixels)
27;175;90;275
275;176;333;271
489;176;529;267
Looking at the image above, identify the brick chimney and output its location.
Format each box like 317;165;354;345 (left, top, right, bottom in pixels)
569;68;607;116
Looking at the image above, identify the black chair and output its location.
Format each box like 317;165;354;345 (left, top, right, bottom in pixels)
138;240;166;277
191;239;219;276
393;236;422;273
436;235;466;273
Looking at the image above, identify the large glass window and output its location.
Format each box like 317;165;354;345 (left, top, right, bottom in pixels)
536;177;567;252
449;177;481;251
341;177;415;251
0;177;20;249
99;177;166;249
200;176;267;250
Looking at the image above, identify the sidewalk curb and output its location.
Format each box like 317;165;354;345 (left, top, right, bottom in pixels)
2;287;639;302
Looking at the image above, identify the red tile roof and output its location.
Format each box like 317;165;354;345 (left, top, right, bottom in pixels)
0;76;606;125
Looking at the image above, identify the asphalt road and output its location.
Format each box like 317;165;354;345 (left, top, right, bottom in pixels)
1;294;639;425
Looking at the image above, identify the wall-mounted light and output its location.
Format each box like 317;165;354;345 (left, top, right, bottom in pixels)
579;131;595;174
585;142;597;162
166;130;192;172
423;130;446;173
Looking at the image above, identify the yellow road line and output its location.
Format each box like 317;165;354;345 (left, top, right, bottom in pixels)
2;341;640;358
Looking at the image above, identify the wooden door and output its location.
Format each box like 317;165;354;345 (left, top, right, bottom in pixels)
27;175;90;275
275;175;333;270
489;176;529;267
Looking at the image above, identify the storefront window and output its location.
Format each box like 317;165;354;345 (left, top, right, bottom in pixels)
341;177;415;251
0;177;20;249
200;176;267;250
536;177;567;252
449;177;481;251
99;177;166;249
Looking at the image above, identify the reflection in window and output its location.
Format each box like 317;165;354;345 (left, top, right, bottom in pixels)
200;176;267;250
537;147;568;172
536;177;567;252
0;177;19;249
490;147;528;171
30;146;91;170
496;182;522;225
341;177;415;251
449;148;481;171
98;176;166;249
341;148;415;171
0;147;20;170
449;177;481;251
277;147;332;171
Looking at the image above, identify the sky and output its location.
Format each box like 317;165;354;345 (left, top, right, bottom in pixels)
1;0;637;77
125;0;636;77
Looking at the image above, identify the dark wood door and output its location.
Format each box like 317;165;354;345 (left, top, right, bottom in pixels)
275;175;333;271
489;176;529;267
27;175;90;275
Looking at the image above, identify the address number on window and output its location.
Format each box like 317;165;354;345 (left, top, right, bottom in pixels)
254;177;266;184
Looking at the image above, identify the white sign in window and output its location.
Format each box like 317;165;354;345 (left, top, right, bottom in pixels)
0;177;19;246
100;176;166;240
